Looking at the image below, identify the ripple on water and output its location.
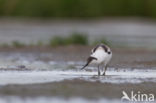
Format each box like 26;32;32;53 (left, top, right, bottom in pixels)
0;69;156;85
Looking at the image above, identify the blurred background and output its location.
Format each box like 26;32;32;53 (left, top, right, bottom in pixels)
0;1;156;103
0;0;156;48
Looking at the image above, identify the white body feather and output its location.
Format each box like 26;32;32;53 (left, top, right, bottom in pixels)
90;46;112;66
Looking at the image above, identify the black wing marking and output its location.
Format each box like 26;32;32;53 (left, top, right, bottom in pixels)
101;44;108;52
92;44;108;53
81;56;97;70
93;44;111;55
92;44;100;53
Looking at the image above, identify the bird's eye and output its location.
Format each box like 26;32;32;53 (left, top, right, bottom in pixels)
108;51;111;54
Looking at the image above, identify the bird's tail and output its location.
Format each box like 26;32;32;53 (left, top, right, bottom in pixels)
81;56;97;70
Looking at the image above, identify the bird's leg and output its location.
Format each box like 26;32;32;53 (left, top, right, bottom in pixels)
98;65;100;76
102;65;108;76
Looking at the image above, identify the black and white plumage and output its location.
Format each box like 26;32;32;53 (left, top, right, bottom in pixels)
81;43;112;76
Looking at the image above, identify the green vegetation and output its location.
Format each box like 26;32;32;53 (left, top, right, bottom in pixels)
50;36;66;46
11;40;25;48
0;33;110;48
0;43;10;48
0;41;26;48
49;33;110;47
49;33;88;46
36;40;43;46
93;38;111;46
0;0;156;18
66;33;88;45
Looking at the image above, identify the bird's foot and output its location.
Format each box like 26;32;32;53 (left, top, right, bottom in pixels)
102;72;106;76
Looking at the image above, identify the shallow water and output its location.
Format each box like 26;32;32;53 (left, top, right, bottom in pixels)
0;69;156;85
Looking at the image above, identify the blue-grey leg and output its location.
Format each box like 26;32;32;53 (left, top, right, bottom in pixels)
103;65;108;76
98;65;100;76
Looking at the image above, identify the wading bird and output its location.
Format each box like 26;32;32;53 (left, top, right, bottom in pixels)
81;43;112;76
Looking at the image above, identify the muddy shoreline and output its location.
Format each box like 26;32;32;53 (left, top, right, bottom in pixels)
0;45;156;68
0;46;156;101
0;79;155;99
